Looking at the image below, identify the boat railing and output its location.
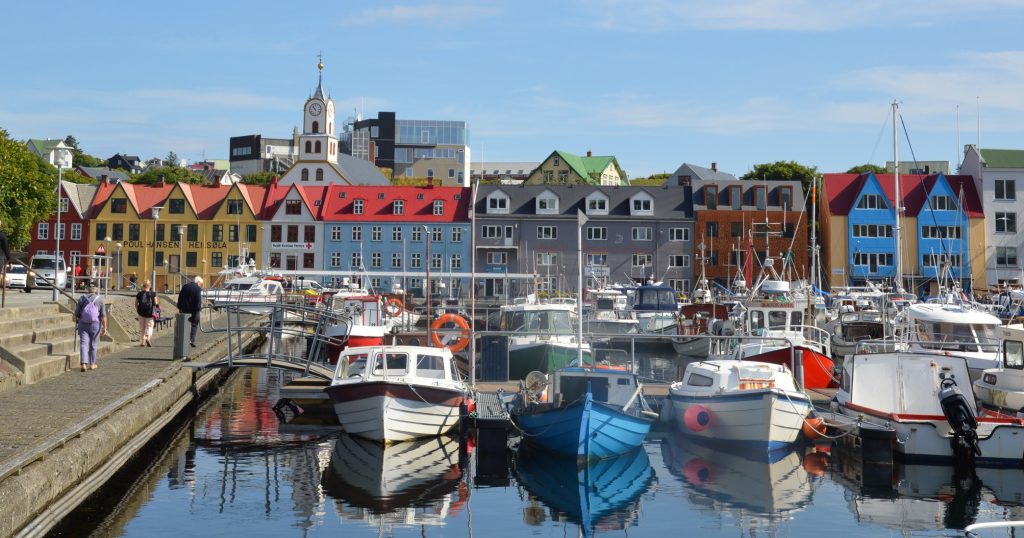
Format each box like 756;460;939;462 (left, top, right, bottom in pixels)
908;331;1000;353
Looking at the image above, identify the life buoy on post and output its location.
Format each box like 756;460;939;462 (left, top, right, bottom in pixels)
431;313;471;352
385;297;403;317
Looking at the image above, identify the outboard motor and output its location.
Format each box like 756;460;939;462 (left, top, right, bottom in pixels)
938;373;981;468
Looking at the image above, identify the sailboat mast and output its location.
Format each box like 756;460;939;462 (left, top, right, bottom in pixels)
892;100;904;293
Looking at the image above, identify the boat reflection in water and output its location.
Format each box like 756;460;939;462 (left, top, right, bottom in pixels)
660;432;817;527
320;434;467;528
832;448;1024;531
513;444;655;537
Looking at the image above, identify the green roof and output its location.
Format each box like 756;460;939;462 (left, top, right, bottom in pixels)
553;150;624;185
26;138;61;157
980;148;1024;168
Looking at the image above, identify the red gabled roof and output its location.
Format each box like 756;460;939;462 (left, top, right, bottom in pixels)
823;173;983;218
321;185;471;222
260;182;291;220
236;184;268;216
295;185;329;220
129;183;175;218
180;184;233;219
88;181;118;218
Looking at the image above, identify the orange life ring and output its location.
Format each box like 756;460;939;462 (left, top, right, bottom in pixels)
431;313;470;352
385;297;403;316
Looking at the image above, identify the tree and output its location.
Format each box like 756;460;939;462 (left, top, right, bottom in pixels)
165;151;179;167
63;135;79;150
241;171;277;185
846;164;886;175
133;166;206;185
740;161;819;204
0;129;56;250
630;173;670;186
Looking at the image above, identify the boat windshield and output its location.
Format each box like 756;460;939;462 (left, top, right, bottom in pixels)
636;288;676;308
503;310;574;333
915;320;999;352
224;282;254;291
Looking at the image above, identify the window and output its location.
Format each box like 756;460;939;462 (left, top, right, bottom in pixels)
412;228;423;242
371;252;382;268
304;225;315;243
433;200;444;215
486;252;506;265
229;225;239;242
587;254;607;267
558;170;568;183
779;187;792;210
754;187;766;210
285;200;302;215
71;223;81;240
706;222;718;237
481;225;501;238
393;200;404;215
212;225;224;242
392;227;402;241
186;252;197;268
731;222;743;237
432;253;443;269
349;226;363;242
669;255;686;267
686;373;714;387
304;253;315;268
451;227;463;242
271;225;282;242
669;228;686;241
632;254;653;267
287;225;298;242
668;279;690;293
168;199;185;214
56;223;65;240
351;253;363;269
451;254;462;269
431;227;443;242
923;254;962;267
315;168;323;181
705;187;717;210
124;223;138;241
247;225;257;242
187;224;198;242
37;222;48;240
392;253;402;268
729;186;741;210
488;196;508;212
538;196;558;212
111;198;127;214
411;253;422;269
269;253;281;268
997;247;1018;267
226;200;243;215
331;226;342;241
112;223;123;240
587;227;607;240
354;200;364;214
127;251;139;267
930;195;957;211
301;168;309;181
996;212;1017;233
632;198;652;213
372;226;382;241
537;226;557;239
852;224;895;237
996;179;1017;201
856;194;887;209
536;252;558;266
853;252;895;269
588;198;608;212
632;227;652;241
330;252;341;267
553;156;560;166
95;223;107;240
920;226;961;239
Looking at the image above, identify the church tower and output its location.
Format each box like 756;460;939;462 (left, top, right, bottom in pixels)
299;55;338;165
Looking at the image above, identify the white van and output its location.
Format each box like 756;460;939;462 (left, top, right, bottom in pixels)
27;255;68;291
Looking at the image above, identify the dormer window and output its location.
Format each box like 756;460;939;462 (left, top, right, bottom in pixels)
433;200;444;215
394;200;405;215
354;199;364;215
487;194;509;214
537;192;559;214
378;193;385;200
169;199;185;214
631;196;653;215
856;194;887;209
931;195;957;211
586;194;609;215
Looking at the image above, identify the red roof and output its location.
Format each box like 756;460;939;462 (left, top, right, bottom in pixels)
823;173;982;218
179;184;233;219
88;181;118;218
321;185;471;222
236;184;268;216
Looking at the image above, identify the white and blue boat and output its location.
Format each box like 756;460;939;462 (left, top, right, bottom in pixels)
510;367;656;462
669;360;813;451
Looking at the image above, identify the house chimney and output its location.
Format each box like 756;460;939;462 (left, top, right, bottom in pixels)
158;177;166;187
100;174;108;183
587;150;592;157
270;175;278;186
711;162;717;172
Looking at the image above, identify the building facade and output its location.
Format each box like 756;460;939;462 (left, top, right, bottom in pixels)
960;145;1024;287
261;183;325;276
346;112;471;186
28;181;99;274
524;150;627;186
469;162;538;184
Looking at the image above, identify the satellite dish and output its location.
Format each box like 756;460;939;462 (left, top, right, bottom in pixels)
525;371;547;393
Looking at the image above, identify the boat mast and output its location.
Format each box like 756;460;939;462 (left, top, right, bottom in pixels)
892;100;905;293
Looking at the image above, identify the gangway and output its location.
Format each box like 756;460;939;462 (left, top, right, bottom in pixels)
187;300;353;381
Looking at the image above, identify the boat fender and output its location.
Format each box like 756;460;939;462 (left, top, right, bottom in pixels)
683;405;712;432
683;458;712;484
465;397;477;415
802;413;826;441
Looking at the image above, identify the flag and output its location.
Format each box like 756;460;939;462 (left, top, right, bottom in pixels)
577;209;589;227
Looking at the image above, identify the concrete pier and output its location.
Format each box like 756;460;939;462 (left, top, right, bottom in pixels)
0;309;261;537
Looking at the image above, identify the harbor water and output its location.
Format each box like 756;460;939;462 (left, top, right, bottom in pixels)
50;346;1024;537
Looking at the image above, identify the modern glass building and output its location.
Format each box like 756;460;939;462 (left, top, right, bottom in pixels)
345;112;471;186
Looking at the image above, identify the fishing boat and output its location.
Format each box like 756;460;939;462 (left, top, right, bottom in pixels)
630;282;680;346
669;359;814;450
497;297;593;381
509;367;656;462
827;308;887;361
322;293;389;363
325;345;468;443
672;303;730;357
973;324;1024;414
582;287;639;345
514;444;653;537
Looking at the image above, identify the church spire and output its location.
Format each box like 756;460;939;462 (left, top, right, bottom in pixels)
313;52;326;100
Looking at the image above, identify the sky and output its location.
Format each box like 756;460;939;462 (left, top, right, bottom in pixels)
3;0;1024;178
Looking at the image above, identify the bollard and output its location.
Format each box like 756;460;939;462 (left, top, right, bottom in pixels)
173;313;190;359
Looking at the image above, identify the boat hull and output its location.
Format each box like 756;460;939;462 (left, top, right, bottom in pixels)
974;378;1024;413
508;343;592;381
671;336;711;358
513;393;652;461
738;345;837;389
669;389;811;450
324;381;464;443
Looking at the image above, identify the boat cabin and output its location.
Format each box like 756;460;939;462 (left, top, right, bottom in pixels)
335;345;460;383
499;304;576;334
549;367;641;407
679;360;800;395
632;284;679;312
331;295;387;328
906;303;1000;354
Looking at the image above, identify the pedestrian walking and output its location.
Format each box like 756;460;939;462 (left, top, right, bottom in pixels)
74;285;107;371
135;279;159;347
177;276;203;347
0;218;12;267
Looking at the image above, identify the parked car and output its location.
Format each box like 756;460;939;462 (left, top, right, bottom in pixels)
27;255;68;291
3;264;27;288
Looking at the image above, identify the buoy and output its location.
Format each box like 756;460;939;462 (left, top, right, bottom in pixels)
431;314;471;352
683;405;712;432
802;414;826;441
385;297;403;316
683;458;713;484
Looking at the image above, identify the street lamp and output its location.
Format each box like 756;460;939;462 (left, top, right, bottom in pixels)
103;236;110;292
163;261;169;292
150;206;162;289
177;225;186;290
50;141;73;301
423;225;431;345
116;242;123;290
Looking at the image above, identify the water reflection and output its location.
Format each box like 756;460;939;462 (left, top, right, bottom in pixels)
321;434;467;528
832;448;1024;531
513;445;655;537
660;432;818;528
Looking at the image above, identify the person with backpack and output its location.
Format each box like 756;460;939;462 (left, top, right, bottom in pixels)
74;285;107;371
135;279;159;347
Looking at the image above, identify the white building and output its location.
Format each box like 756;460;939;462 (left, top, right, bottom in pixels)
960;145;1024;286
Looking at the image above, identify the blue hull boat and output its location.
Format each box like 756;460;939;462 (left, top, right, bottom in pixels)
511;368;655;461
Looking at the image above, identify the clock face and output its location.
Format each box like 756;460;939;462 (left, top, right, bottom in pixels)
309;103;322;116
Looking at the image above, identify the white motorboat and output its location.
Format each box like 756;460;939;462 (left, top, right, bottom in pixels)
899;298;1002;380
203;276;285;313
835;347;1024;466
583;288;639;344
669;359;813;450
497;296;592;381
974;324;1024;414
325;345;468;443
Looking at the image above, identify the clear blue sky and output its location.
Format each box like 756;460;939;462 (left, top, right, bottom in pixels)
3;1;1023;177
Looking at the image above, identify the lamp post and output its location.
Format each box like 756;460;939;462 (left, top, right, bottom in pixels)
177;225;186;290
163;261;169;292
151;206;162;290
103;236;111;294
50;141;73;301
115;242;122;290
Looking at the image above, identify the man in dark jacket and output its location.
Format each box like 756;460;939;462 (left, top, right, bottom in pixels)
0;219;12;267
176;276;203;347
